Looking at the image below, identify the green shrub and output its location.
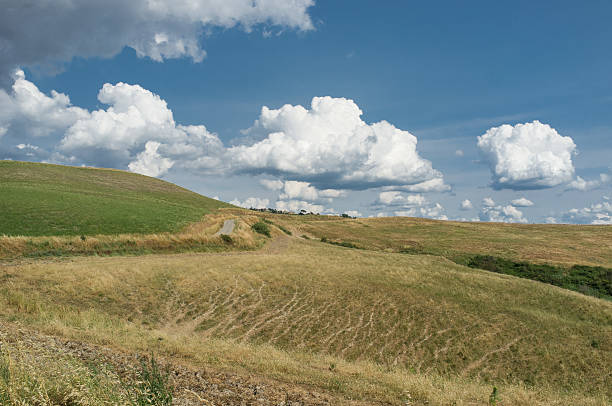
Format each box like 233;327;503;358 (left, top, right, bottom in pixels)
134;356;173;406
320;238;358;249
278;225;292;236
466;255;612;300
489;386;499;405
251;222;271;237
220;234;233;244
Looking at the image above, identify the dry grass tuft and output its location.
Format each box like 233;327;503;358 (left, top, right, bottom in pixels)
0;340;131;404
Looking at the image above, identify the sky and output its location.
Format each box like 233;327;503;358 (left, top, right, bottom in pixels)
0;0;611;224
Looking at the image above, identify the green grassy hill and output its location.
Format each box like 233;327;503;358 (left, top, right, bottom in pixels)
0;160;229;236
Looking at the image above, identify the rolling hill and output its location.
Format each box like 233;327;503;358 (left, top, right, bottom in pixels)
0;162;610;405
0;160;229;236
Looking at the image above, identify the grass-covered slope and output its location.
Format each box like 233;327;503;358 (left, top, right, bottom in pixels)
0;161;229;236
1;239;610;405
274;214;612;267
270;214;612;300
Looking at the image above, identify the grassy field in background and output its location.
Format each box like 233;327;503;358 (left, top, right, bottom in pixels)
1;238;610;405
270;214;612;267
0;161;229;236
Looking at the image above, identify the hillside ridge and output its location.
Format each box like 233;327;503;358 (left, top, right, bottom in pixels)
0;160;230;236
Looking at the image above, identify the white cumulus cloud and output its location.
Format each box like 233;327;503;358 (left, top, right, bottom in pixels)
393;203;448;220
460;199;473;210
260;179;284;191
477;121;576;190
277;180;345;202
0;70;89;139
557;200;612;225
375;191;447;220
0;73;224;171
230;197;270;209
482;197;496;207
566;173;611;191
511;197;534;207
128;141;174;177
275;200;326;214
0;0;314;85
377;191;426;207
383;178;451;193
480;204;528;223
229;96;444;190
1;74;449;200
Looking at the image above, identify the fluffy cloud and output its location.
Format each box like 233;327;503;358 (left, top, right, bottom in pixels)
477;121;576;190
419;203;448;220
230;197;270;209
455;217;480;222
260;179;284;191
0;73;224;171
482;197;496;207
479;204;527;223
511;197;534;207
566;174;611;191
229;96;444;190
460;199;473;210
277;180;345;201
128;141;174;177
374;191;447;220
0;0;314;85
384;178;451;193
394;203;448;220
0;70;89;140
2;74;446;198
275;200;326;214
479;196;528;223
377;191;426;207
556;200;612;225
59;82;224;163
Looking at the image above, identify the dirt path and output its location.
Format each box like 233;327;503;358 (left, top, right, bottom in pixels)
215;219;235;235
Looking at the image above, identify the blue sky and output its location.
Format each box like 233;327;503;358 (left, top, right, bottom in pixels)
1;0;610;223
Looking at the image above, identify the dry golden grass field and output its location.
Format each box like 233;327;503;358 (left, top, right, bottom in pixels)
1;231;611;405
1;163;611;405
267;212;612;267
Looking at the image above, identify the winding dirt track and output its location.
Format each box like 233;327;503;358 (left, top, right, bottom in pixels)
214;219;235;235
